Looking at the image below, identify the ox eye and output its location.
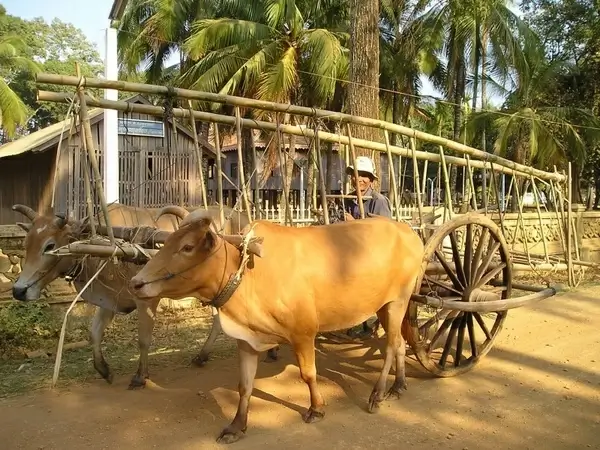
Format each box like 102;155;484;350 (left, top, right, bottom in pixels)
181;244;194;253
44;243;56;253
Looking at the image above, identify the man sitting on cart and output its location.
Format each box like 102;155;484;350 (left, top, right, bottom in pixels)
343;156;392;338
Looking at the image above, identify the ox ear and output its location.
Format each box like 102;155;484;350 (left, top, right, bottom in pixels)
17;222;31;233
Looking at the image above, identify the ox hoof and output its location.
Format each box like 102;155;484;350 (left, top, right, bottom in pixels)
302;407;325;423
94;360;113;384
385;380;408;400
127;375;147;390
367;390;385;413
216;428;245;444
191;353;209;367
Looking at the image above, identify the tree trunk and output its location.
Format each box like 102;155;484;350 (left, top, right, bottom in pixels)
347;0;381;181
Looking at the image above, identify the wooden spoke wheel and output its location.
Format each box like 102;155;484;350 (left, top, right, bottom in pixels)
407;212;512;377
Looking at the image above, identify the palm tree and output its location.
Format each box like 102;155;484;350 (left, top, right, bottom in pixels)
379;0;444;145
466;54;600;204
0;34;38;140
181;0;347;108
414;0;536;200
116;0;218;83
181;0;348;208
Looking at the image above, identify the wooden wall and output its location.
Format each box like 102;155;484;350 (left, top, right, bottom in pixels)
1;104;210;225
0;149;57;225
53;108;206;220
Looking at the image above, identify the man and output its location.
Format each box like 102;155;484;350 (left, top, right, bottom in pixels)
343;156;392;338
343;156;392;221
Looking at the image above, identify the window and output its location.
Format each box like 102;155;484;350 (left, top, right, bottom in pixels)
207;158;215;179
230;162;238;178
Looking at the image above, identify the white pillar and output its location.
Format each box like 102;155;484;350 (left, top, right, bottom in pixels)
103;25;119;204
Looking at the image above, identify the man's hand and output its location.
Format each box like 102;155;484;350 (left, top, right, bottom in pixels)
344;213;355;221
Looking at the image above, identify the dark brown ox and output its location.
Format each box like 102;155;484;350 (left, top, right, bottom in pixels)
11;203;269;388
129;215;424;443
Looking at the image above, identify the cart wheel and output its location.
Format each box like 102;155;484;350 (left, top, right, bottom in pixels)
407;212;512;377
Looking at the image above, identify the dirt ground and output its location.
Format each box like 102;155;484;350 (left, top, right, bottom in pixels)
1;284;599;450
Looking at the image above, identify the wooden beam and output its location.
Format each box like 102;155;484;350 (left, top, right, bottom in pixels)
38;91;560;182
35;75;566;183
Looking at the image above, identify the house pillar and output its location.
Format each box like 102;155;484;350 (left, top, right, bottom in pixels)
103;25;119;204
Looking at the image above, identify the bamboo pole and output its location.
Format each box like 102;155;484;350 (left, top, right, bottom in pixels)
409;137;424;224
187;101;208;210
74;83;114;243
512;177;531;263
36;74;566;183
80;120;97;236
384;131;400;221
346;124;365;219
39;91;551;181
567;163;574;286
421;159;428;202
235;107;252;223
213;124;225;226
250;129;260;220
314;124;329;224
489;163;507;236
465;155;478;210
549;179;568;263
438;146;454;222
530;176;550;263
75;63;96;233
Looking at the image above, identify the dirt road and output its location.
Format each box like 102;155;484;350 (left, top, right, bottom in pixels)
1;285;599;450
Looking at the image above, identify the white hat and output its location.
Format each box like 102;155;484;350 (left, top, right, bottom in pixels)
346;156;378;180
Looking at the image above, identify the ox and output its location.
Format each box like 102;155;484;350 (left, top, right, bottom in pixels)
129;215;424;443
11;203;275;389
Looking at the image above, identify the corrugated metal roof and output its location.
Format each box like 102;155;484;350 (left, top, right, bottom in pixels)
109;0;129;20
0;108;103;159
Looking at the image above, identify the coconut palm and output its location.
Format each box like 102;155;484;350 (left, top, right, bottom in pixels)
379;0;444;145
466;54;600;203
180;0;348;108
0;34;39;140
116;0;219;83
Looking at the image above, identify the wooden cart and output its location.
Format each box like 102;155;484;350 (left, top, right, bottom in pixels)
34;73;581;379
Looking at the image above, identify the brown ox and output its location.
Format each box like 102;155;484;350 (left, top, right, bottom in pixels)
11;203;274;388
129;215;424;443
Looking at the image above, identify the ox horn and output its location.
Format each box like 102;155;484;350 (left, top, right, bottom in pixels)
53;213;68;229
12;204;39;221
156;205;190;221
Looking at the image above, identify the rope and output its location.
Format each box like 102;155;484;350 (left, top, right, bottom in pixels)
51;252;112;388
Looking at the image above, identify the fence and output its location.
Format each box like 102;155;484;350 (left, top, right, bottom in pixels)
253;202;421;226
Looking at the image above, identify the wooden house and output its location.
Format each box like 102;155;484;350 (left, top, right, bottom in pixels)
213;129;402;209
0;95;218;225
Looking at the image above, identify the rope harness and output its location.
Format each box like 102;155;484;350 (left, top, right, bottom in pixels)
131;223;258;309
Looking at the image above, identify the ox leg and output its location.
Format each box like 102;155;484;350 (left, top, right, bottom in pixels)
294;339;325;423
192;307;221;367
91;307;116;383
368;300;406;413
129;299;159;390
217;340;259;444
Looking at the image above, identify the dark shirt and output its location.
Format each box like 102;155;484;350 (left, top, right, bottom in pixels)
344;187;392;219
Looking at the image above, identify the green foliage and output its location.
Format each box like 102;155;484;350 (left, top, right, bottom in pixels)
0;302;57;357
0;8;103;134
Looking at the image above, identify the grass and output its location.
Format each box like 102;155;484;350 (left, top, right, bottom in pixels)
0;300;238;398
